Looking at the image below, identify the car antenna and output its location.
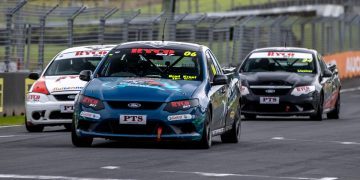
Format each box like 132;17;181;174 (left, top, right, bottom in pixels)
161;17;167;42
284;31;288;48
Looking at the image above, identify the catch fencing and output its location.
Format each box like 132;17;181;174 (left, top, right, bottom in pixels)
0;1;360;72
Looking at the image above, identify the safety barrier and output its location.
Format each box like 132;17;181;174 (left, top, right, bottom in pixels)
324;51;360;79
0;73;30;117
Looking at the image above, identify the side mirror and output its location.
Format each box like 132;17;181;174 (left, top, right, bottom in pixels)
79;70;92;81
222;67;236;74
28;72;40;80
323;69;332;78
212;74;228;85
327;63;337;72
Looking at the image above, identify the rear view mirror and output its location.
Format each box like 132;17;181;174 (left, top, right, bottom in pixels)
323;69;332;78
212;74;228;85
79;70;92;81
327;63;337;72
28;72;40;80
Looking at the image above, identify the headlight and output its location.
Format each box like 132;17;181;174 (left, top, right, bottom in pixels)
164;99;199;113
78;94;104;110
240;85;250;96
291;85;315;96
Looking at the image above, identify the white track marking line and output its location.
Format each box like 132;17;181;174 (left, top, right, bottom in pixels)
340;87;360;93
272;137;360;145
162;171;338;180
0;135;18;138
101;166;120;170
0;174;134;180
0;125;22;129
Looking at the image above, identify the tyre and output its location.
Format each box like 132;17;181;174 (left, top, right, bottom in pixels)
71;122;93;147
327;93;340;119
25;118;44;132
221;107;241;143
197;110;212;149
310;94;324;121
64;124;72;131
244;114;256;120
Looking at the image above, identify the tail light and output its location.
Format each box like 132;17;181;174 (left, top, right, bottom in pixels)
31;80;49;95
79;95;104;110
164;99;199;113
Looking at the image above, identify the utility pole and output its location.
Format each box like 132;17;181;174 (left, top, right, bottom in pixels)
160;0;176;41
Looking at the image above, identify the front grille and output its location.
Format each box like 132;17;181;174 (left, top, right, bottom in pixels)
107;101;163;110
49;111;73;119
250;88;290;95
243;103;295;113
249;80;292;86
94;120;173;135
53;94;77;101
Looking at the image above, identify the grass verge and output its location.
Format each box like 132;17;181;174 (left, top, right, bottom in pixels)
0;116;24;126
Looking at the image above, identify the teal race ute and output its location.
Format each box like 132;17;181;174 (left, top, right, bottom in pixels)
72;41;242;149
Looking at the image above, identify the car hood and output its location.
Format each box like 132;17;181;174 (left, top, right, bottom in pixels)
44;75;86;94
84;77;201;102
240;72;316;87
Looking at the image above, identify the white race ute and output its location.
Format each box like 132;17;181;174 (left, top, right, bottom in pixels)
25;45;116;132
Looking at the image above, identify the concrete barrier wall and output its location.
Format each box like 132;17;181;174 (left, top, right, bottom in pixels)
324;51;360;79
0;73;32;117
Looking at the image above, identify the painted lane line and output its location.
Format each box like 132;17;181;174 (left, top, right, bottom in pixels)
0;174;134;180
0;135;27;138
340;87;360;93
162;171;338;180
271;137;360;145
0;125;22;129
101;166;120;170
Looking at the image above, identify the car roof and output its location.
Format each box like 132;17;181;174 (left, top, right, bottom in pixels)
251;47;318;54
115;41;204;51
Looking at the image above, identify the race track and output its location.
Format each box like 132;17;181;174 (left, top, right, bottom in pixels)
0;85;360;180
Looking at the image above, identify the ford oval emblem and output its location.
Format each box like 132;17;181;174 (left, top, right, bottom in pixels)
128;103;141;108
265;89;275;94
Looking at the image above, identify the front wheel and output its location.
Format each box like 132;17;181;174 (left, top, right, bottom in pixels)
310;94;324;121
71;122;93;147
221;107;241;143
25;118;44;132
327;93;340;119
197;110;212;149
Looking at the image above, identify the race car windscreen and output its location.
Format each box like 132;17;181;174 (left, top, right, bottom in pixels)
44;57;101;76
98;48;202;81
241;52;316;74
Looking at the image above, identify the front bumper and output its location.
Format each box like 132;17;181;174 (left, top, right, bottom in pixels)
241;93;318;116
25;92;78;125
74;104;206;141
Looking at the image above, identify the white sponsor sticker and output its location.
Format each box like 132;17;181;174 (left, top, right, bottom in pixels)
80;111;101;120
250;52;313;59
260;97;279;104
167;114;193;121
120;115;147;125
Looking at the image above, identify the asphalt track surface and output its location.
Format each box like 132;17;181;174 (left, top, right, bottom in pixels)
1;80;360;180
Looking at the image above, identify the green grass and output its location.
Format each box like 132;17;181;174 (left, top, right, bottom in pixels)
0;116;24;126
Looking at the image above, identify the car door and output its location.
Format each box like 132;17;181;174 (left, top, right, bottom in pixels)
206;50;228;133
317;54;334;110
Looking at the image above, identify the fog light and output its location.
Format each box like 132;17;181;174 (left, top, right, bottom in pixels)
32;112;41;120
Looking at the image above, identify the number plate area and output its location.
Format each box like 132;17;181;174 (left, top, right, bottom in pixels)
60;105;74;113
260;97;279;104
120;115;147;125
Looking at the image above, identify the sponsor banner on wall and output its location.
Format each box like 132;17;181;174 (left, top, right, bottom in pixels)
324;51;360;79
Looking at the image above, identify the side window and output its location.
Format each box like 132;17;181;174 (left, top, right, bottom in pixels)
317;54;327;73
208;50;223;75
206;51;217;81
